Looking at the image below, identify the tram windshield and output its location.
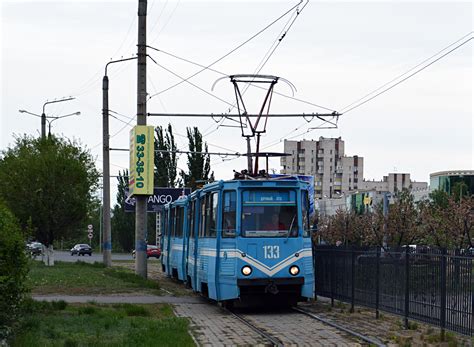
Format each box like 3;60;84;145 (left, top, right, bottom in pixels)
241;189;298;237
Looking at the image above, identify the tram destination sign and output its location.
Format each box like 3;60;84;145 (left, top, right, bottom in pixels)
124;187;191;212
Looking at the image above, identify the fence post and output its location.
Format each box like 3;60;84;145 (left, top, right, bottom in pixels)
440;248;447;341
330;248;335;307
351;248;355;313
376;247;380;319
404;246;410;329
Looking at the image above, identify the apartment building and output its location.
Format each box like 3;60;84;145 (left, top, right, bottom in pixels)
359;173;427;194
281;137;363;198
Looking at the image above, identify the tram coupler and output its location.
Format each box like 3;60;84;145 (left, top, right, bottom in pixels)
265;281;279;295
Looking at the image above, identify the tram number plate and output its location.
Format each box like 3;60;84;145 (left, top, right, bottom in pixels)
263;245;280;259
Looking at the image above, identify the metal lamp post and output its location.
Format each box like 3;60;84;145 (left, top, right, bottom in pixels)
46;111;81;136
19;97;75;139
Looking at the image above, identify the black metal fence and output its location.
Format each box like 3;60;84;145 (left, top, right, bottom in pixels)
313;246;474;336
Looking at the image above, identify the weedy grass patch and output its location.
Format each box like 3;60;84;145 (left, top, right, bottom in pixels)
12;302;194;347
28;261;160;295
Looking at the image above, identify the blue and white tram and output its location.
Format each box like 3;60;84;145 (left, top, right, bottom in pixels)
161;177;314;306
161;197;188;281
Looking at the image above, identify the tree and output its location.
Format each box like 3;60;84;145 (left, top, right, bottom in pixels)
420;189;474;249
154;124;179;187
111;170;135;252
0;135;99;247
0;200;29;339
385;188;422;247
111;170;158;252
180;127;213;190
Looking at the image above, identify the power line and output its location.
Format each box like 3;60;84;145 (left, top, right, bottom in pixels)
109;109;135;120
340;34;473;114
149;47;336;112
146;0;303;100
150;0;181;44
148;56;235;107
110;147;243;157
227;0;309;114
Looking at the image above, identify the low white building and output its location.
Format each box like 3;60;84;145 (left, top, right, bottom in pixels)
359;173;427;194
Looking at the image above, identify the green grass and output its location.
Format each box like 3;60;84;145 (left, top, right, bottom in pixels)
12;301;195;347
28;261;160;295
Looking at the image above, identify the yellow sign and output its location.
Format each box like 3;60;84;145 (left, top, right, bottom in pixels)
363;195;372;206
129;125;154;196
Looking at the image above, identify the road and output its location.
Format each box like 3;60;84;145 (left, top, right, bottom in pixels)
37;251;160;263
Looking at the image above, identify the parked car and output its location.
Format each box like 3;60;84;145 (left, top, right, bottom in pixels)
70;244;92;256
26;241;43;256
132;245;161;259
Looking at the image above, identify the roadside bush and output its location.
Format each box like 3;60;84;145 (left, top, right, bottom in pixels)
0;200;29;339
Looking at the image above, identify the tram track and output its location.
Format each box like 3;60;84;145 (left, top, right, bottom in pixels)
293;306;386;347
224;308;284;347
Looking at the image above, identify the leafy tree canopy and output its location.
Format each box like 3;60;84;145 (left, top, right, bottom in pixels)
154;124;180;188
0;135;99;246
180;127;214;191
111;169;135;252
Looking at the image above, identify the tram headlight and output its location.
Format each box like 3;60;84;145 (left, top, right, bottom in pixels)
241;266;252;276
289;265;300;276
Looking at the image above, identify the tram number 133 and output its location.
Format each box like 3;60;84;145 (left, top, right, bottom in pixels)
263;245;280;259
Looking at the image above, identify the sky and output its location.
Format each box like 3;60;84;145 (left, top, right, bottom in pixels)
1;0;472;203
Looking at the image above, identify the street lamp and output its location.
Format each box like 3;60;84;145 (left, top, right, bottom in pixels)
46;111;81;136
19;109;80;137
19;97;75;138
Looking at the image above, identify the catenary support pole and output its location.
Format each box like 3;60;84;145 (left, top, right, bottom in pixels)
102;75;112;267
135;0;148;278
102;56;138;267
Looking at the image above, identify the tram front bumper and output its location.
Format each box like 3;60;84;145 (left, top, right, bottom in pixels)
237;277;304;286
237;277;305;296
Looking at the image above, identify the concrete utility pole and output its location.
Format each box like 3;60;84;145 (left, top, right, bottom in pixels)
102;74;112;267
102;56;137;268
135;0;148;278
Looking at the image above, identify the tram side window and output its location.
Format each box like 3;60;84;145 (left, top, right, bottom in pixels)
206;192;218;238
199;198;206;238
189;201;195;238
222;191;236;238
163;210;168;237
176;207;184;238
170;208;176;237
302;190;310;237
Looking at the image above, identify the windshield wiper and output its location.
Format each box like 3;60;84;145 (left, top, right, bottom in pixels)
284;215;296;243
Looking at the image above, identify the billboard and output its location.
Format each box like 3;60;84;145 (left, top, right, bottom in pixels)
129;125;154;196
125;187;191;212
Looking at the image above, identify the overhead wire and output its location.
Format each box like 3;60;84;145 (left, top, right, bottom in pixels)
68;18;137;98
340;33;473;114
149;0;170;39
148;56;236;107
149;47;337;112
109;109;135;121
226;0;309;115
150;0;181;45
146;0;303;101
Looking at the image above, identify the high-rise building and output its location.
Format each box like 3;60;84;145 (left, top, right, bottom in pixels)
281;137;363;198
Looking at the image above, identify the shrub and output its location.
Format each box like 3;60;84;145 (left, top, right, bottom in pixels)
0;200;29;339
